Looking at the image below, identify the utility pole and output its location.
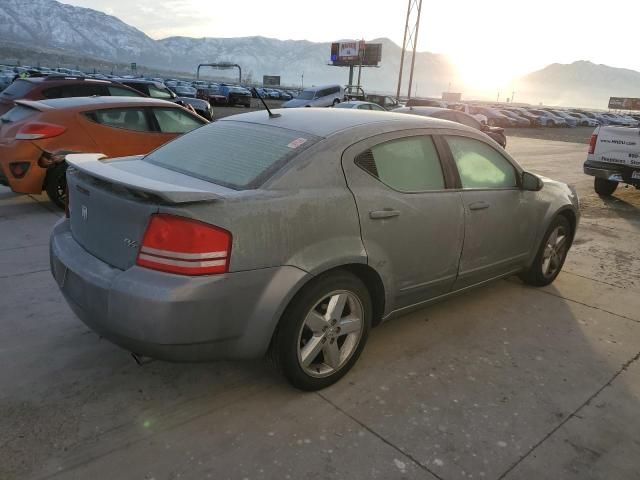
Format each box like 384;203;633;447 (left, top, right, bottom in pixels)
511;90;516;104
301;72;304;89
396;0;423;102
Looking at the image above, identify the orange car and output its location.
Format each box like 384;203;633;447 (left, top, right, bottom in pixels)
0;96;207;208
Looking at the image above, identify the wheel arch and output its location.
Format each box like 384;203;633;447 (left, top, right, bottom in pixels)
269;262;387;349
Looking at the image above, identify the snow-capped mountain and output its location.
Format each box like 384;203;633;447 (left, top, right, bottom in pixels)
2;0;640;106
0;0;169;64
0;0;456;94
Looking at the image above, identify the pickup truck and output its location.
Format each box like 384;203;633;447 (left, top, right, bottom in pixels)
584;125;640;195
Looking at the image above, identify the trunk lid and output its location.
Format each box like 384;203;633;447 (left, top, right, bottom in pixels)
66;154;235;270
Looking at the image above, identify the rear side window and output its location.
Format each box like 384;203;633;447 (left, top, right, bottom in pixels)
356;136;445;192
145;121;320;189
0;80;34;98
87;108;152;132
0;105;38;123
43;84;107;98
152;108;204;133
446;136;517;189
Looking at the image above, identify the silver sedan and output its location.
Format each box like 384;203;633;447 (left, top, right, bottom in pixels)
50;109;580;390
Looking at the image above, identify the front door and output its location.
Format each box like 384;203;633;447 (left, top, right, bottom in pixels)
443;135;537;289
342;132;465;310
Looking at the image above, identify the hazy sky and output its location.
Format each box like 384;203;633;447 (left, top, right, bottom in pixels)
61;0;640;88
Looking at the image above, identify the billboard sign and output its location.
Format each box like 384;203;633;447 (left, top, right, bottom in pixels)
263;75;281;86
608;97;640;110
330;41;382;67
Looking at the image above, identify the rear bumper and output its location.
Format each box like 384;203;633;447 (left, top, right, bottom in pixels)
584;160;640;186
0;141;47;193
50;219;308;361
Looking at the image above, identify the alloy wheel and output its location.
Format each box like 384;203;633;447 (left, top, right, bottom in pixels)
541;225;568;279
297;290;364;378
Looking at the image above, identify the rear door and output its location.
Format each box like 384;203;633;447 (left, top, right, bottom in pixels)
342;131;465;309
442;135;537;289
81;107;174;157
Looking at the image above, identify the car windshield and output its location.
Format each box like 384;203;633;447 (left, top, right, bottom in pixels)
0;104;38;123
0;79;33;98
148;85;173;99
297;90;315;100
144;121;321;190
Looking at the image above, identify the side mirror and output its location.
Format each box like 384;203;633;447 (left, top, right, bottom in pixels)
522;171;543;191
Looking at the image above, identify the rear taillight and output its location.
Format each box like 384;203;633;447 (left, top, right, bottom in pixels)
16;123;66;140
9;161;30;178
588;134;598;154
136;214;232;276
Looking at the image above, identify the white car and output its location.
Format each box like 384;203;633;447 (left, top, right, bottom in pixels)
567;112;599;127
450;103;488;125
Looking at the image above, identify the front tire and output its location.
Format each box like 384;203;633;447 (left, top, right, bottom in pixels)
594;177;618;196
519;216;572;287
271;271;372;391
45;163;68;210
332;98;340;107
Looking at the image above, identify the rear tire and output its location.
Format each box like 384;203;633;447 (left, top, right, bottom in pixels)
45;163;68;210
271;271;372;391
519;216;572;287
594;178;618;196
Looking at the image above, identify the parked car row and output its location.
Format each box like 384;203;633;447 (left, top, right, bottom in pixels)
405;97;640;128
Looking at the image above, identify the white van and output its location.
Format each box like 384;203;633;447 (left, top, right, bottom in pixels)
282;84;344;108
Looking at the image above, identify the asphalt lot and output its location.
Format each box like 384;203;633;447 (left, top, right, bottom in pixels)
1;130;640;480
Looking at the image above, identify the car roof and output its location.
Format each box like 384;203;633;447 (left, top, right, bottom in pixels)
16;96;178;111
219;108;473;138
21;76;115;85
114;78;157;85
393;106;451;115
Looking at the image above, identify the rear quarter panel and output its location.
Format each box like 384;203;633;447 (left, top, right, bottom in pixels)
158;140;366;275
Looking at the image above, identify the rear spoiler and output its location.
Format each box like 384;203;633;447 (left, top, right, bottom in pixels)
65;153;226;203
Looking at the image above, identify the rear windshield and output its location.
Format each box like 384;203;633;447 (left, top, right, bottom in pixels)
0;80;34;98
0;105;38;123
144;121;320;190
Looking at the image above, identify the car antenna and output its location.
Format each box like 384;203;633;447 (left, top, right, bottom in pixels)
252;87;281;118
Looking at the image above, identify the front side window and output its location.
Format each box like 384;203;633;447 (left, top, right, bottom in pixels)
88;108;151;132
356;136;445;192
446;136;517;189
152;108;204;133
107;86;141;97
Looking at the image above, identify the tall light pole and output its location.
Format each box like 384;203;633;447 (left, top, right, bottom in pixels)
396;0;423;102
301;73;304;89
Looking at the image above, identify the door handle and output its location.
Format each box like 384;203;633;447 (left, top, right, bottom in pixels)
369;209;401;219
468;201;490;211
